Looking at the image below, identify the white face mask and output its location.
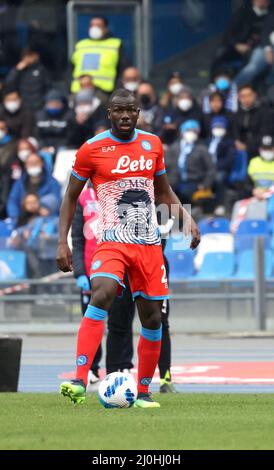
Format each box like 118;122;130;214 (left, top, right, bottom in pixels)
27;166;42;177
212;128;226;138
169;83;184;95
178;99;193;112
89;26;104;40
18;149;31;162
0;130;6;140
253;6;268;16
183;131;198;144
260;150;274;161
76;104;93;114
4;100;21;113
124;81;139;92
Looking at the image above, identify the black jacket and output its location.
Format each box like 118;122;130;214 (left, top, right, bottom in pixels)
165;141;216;189
223;4;272;48
207;137;236;174
0;104;34;139
6;61;51;112
231;102;274;158
67;103;108;148
35;107;74;149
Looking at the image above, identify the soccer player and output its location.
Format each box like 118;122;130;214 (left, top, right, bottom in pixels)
57;89;200;408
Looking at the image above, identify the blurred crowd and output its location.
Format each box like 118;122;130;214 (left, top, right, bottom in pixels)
1;0;274;277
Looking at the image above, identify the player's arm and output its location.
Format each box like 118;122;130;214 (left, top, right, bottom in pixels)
56;175;86;272
154;172;200;250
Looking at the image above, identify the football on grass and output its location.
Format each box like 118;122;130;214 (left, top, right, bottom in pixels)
98;371;137;408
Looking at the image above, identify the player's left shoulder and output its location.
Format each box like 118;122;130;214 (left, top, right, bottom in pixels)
137;129;162;151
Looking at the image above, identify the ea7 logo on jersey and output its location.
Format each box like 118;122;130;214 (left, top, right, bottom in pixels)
102;146;116;152
111;155;153;174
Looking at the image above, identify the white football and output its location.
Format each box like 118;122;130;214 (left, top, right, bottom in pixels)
98;371;137;408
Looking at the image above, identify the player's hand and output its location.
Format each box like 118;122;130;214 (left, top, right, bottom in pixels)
190;217;201;250
56;242;73;272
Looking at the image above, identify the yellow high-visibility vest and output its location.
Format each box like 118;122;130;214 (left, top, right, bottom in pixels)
71;37;121;93
248;156;274;188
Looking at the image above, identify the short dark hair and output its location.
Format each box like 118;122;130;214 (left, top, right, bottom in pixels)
108;88;136;106
238;83;256;93
91;16;108;27
209;91;224;102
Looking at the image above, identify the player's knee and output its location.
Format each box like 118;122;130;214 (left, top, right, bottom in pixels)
143;310;161;330
90;287;114;311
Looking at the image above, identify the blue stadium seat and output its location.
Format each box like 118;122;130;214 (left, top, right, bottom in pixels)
196;252;235;279
235;219;269;251
236;219;268;235
166;250;195;281
198;217;230;235
164;234;191;254
234;250;273;279
0;250;26;280
228;150;248;184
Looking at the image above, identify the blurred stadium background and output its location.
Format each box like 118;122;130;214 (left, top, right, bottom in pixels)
1;0;274;397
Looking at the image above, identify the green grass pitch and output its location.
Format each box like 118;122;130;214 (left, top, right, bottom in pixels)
0;393;274;450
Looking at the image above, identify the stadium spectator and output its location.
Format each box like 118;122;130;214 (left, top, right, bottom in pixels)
211;0;272;76
248;135;274;198
5;48;51;112
121;66;141;93
35;89;74;153
0;89;34;139
235;9;274;86
9;192;59;278
160;71;185;110
0;0;20;82
232;84;274;158
202;91;234;139
0;117;17;219
7;152;61;221
201;69;238;114
207;116;236;213
68;89;108;148
167;86;203;129
11;137;53;183
165;119;216;205
77;74;109;105
136;81;164;134
70;16;127;96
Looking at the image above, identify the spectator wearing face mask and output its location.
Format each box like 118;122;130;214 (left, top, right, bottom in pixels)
247;135;274;199
77;74;109;105
202;69;238;114
207;117;236;214
136;81;164;135
164;120;216;204
171;86;203;130
121;66;141;93
0;118;17;219
35;89;74;152
12;137;53;183
70;16;127;96
232;84;274;158
0;89;34;139
7;152;61;221
202;91;235;139
160;71;185;110
68;89;108;148
5;48;51;112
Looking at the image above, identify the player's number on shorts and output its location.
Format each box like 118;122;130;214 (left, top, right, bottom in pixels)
161;264;167;284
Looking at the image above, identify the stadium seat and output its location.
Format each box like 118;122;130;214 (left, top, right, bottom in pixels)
195;252;235;279
0;250;26;280
234;219;269;251
166;250;195;281
194;233;234;270
234;250;273;279
236;219;268;235
198;217;230;235
228;150;248;184
164;233;191;254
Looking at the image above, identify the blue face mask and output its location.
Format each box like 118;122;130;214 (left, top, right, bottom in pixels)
215;78;230;91
46;107;62;116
